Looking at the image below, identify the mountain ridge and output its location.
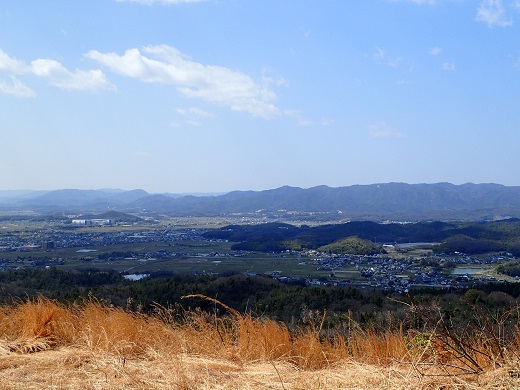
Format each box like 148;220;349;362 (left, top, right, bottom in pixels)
0;183;519;221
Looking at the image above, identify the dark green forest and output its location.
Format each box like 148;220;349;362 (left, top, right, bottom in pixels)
2;268;520;333
204;219;520;255
497;260;520;277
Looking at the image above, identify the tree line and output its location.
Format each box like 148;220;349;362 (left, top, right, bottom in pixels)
204;219;520;256
2;268;520;333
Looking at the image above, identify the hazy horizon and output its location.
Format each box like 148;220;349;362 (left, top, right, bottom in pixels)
1;1;519;193
0;181;517;195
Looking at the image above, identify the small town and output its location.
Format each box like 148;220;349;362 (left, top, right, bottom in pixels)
0;218;515;292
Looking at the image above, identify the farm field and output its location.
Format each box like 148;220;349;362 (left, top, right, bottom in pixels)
1;234;361;280
2;216;519;293
62;250;343;279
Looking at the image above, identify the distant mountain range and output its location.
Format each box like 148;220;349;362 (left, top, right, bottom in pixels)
1;183;519;221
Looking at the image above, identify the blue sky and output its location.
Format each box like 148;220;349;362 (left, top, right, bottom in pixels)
1;0;519;193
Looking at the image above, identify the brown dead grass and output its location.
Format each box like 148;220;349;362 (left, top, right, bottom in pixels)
1;296;520;389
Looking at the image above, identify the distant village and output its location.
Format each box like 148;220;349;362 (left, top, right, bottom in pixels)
291;250;512;293
0;218;516;292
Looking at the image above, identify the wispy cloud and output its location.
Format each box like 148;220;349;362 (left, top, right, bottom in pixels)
0;76;35;97
387;57;403;68
373;47;402;68
0;48;114;95
476;0;512;27
442;61;456;72
30;59;114;91
284;110;334;127
369;123;404;139
396;79;412;85
176;106;214;126
116;0;206;4
429;47;442;56
0;49;28;73
87;45;282;118
374;47;386;62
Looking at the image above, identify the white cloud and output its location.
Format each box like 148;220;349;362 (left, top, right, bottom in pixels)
374;47;386;61
0;48;114;94
30;59;114;91
387;57;402;68
283;110;333;127
442;61;456;72
476;0;512;27
373;47;402;68
176;106;214;126
87;45;281;118
284;110;313;126
116;0;206;4
0;76;35;97
0;49;29;73
429;47;442;56
176;107;212;118
396;79;412;85
369;123;404;139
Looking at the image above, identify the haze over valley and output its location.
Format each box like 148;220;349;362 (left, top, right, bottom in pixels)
1;182;520;222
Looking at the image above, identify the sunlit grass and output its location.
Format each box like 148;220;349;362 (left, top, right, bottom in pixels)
1;296;520;388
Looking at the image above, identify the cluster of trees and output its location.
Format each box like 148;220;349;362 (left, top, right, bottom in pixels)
497;260;520;277
2;268;520;331
318;236;384;255
0;268;123;301
205;219;520;256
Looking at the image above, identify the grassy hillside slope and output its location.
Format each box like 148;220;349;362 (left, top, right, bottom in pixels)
1;297;519;389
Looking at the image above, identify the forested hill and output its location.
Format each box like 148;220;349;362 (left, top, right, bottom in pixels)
129;183;520;221
204;219;520;256
2;183;520;221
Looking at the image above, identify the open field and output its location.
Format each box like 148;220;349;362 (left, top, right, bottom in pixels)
5;239;235;261
1;296;520;389
1;238;508;287
4;241;357;279
2;219;516;290
65;255;349;279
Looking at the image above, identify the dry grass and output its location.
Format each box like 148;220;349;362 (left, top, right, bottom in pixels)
0;296;520;389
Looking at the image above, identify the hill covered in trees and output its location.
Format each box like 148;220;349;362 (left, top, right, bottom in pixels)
205;219;520;256
2;182;520;221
